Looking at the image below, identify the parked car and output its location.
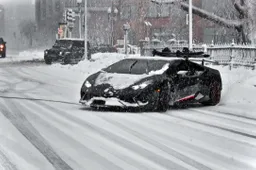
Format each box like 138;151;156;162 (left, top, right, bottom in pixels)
91;44;117;54
44;39;91;65
0;37;6;58
79;48;222;112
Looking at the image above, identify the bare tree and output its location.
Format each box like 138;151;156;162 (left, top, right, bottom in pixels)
154;0;256;44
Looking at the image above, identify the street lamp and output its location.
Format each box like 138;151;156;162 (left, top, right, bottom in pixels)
107;6;118;46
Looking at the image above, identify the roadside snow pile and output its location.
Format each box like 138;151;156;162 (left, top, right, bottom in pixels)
0;50;44;63
17;51;44;60
212;66;256;106
52;53;139;74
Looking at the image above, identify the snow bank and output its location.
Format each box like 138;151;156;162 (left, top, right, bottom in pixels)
0;50;44;63
51;53;140;75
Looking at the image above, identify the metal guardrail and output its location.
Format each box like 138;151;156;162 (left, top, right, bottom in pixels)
141;44;256;70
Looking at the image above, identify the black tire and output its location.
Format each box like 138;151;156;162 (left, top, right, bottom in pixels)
63;56;71;64
44;58;52;65
156;82;171;112
2;52;6;58
201;81;221;106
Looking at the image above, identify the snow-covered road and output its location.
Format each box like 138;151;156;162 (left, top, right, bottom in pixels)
0;54;256;170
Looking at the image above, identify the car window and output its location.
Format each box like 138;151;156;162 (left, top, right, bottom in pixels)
103;59;171;75
103;59;137;74
73;41;84;47
53;40;72;48
176;60;205;77
130;60;148;74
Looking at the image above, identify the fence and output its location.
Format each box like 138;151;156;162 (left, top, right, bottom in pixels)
141;43;256;70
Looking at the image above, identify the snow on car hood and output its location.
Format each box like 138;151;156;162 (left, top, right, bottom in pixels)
94;73;148;89
94;63;169;90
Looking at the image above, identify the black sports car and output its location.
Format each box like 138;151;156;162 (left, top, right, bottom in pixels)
0;38;6;58
79;50;222;112
44;39;91;65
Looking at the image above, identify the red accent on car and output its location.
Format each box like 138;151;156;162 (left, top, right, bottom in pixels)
177;95;195;102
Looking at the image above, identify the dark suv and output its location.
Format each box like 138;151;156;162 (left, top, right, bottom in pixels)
0;38;6;58
44;39;91;65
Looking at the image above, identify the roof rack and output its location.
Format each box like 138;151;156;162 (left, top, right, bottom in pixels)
152;47;210;58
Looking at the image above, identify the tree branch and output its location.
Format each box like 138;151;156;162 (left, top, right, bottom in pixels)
180;2;243;29
234;0;248;18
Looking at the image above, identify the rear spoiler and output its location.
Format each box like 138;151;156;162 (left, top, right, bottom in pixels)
152;47;210;58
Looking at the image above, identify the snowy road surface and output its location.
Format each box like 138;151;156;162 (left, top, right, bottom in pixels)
0;54;256;170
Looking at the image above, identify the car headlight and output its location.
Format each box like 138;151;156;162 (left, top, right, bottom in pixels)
84;81;92;88
44;50;48;54
132;80;152;90
59;51;63;55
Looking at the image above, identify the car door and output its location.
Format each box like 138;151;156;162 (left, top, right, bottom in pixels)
185;61;206;95
170;60;192;101
171;60;205;101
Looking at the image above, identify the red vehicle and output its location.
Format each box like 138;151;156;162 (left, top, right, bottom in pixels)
0;38;6;58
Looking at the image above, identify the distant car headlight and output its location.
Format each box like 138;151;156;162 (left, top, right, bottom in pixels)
44;50;48;55
59;51;63;55
84;81;92;88
132;80;152;90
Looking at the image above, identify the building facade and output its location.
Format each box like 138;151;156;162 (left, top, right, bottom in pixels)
0;5;5;37
35;0;238;46
35;0;114;45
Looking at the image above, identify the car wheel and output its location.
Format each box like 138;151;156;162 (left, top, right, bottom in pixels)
44;58;52;65
2;52;6;58
157;82;171;112
63;57;71;64
201;81;221;106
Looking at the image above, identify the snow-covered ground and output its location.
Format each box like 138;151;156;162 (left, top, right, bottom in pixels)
0;52;256;170
0;50;44;63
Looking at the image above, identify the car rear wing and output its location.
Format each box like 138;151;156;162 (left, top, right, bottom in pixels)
152;47;210;58
152;47;218;66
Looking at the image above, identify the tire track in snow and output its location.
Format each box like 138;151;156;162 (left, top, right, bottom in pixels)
166;111;256;139
15;100;126;170
0;149;18;170
0;101;73;170
201;107;256;121
189;108;256;126
100;117;213;170
102;114;256;170
28;100;194;170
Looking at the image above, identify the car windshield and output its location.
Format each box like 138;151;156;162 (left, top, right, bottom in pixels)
53;40;72;48
102;59;171;75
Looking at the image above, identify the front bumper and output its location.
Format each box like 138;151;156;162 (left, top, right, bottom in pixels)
79;97;148;108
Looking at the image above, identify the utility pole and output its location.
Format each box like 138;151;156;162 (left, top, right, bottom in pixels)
189;0;193;50
77;1;82;39
84;0;89;60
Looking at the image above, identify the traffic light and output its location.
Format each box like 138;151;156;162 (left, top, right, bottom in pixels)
66;9;75;23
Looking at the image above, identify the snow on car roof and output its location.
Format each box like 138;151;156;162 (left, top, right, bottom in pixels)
127;55;184;61
58;38;84;41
